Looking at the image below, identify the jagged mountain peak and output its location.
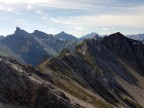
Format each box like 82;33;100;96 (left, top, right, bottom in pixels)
108;32;125;38
55;31;78;41
79;32;100;41
15;27;24;33
58;31;70;35
16;27;21;30
60;31;66;34
33;30;52;36
103;32;144;68
14;27;30;37
32;30;53;39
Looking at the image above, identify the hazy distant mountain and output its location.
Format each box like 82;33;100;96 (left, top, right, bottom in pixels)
0;36;5;40
32;30;54;39
80;32;99;40
54;31;78;41
0;27;77;65
128;33;144;40
32;30;77;55
0;27;48;65
142;40;144;44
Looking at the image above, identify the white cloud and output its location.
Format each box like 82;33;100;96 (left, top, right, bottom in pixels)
50;17;78;26
51;14;144;28
0;5;22;14
101;27;110;31
0;0;50;4
0;0;96;10
0;0;144;36
27;5;32;10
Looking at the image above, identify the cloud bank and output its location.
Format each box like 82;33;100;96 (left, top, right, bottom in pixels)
0;0;144;37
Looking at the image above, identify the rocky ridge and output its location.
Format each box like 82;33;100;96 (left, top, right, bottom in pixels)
38;32;144;108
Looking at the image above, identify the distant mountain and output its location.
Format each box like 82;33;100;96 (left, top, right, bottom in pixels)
142;40;144;44
128;33;144;40
80;32;99;40
0;27;77;65
32;30;54;39
0;27;48;65
32;30;77;56
54;31;78;41
0;35;5;40
38;32;144;108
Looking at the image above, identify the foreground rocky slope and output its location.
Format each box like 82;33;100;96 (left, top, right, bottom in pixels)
0;56;83;108
39;32;144;108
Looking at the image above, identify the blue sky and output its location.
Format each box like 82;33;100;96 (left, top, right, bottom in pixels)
0;0;144;37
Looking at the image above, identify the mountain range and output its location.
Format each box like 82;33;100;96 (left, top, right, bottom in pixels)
54;31;79;41
0;28;103;66
0;31;144;108
128;34;144;41
0;27;77;65
80;32;100;40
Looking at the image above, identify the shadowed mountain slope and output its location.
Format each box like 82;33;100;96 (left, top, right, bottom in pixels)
38;32;144;108
0;56;83;108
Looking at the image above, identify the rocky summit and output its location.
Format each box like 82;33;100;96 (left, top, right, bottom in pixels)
0;32;144;108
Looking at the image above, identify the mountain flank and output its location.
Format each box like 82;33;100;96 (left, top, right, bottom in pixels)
38;32;144;108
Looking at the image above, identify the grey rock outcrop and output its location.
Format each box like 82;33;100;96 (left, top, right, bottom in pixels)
0;57;81;108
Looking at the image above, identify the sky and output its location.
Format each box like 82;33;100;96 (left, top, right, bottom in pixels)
0;0;144;37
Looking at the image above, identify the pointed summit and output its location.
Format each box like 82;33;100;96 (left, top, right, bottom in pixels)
16;27;21;31
14;27;28;36
80;32;99;40
15;27;22;33
32;30;53;39
109;32;124;37
102;32;144;61
61;31;65;34
54;31;78;41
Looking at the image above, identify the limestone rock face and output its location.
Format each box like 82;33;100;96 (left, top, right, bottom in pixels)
0;57;80;108
103;32;144;71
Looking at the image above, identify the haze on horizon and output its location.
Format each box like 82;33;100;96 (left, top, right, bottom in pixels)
0;0;144;37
